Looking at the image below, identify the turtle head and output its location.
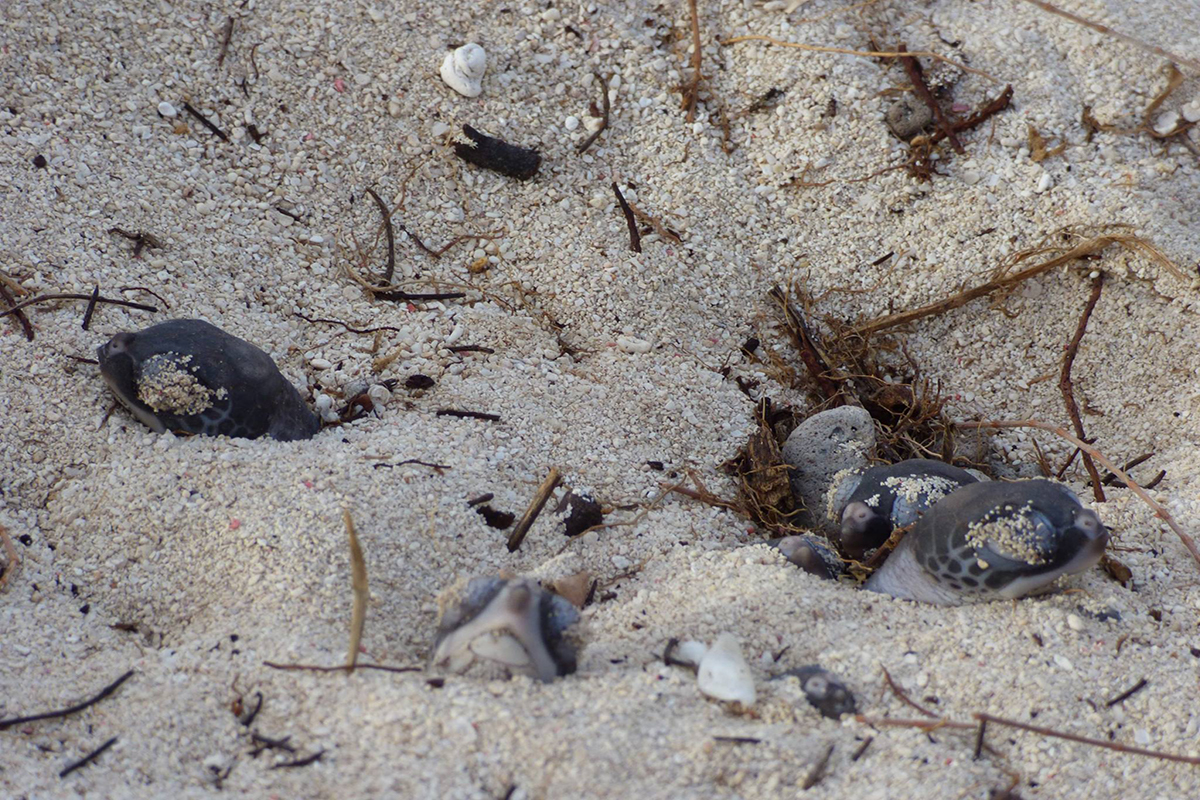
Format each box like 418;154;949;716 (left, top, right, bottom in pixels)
840;500;893;559
96;332;140;404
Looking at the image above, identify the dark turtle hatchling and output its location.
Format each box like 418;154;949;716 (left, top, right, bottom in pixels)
865;479;1109;605
97;319;320;441
430;577;580;682
835;459;979;559
768;534;845;580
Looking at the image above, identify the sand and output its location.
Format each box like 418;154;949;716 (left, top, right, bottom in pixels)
1;0;1199;797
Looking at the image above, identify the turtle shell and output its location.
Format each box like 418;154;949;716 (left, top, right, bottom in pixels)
97;318;319;441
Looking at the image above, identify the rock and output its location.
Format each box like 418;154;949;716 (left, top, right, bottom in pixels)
697;633;756;707
440;43;486;98
776;665;856;719
781;406;874;532
157;101;177;118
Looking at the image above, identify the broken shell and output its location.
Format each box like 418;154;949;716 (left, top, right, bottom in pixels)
430;577;580;682
440;43;486;98
697;633;756;707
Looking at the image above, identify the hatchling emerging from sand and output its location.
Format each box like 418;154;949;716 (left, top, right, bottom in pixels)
97;319;320;441
833;459;980;560
865;478;1109;605
430;577;581;682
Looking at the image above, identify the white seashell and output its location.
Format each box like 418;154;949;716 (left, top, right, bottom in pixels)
440;43;487;98
697;633;756;706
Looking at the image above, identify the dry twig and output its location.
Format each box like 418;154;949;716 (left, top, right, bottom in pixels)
1018;0;1200;74
720;35;998;81
681;0;704;121
507;468;562;552
855;230;1182;337
344;509;368;673
1060;274;1106;501
577;72;611;154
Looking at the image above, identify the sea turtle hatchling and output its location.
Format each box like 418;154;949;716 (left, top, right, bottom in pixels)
430;577;580;682
97;319;320;441
834;459;980;559
864;479;1109;605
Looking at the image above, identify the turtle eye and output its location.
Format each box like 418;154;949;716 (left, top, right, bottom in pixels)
1074;509;1102;536
103;332;135;358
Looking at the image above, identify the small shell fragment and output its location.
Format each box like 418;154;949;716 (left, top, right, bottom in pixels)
697;633;756;707
440;43;486;98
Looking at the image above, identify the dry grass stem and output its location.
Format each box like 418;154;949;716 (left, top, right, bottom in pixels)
856;228;1184;337
1018;0;1200;74
344;509;369;673
720;35;998;81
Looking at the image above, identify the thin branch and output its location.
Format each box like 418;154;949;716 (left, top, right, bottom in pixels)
959;419;1200;571
612;183;642;253
1018;0;1200;74
1059;274;1106;501
577;72;611;154
0;671;134;730
261;661;420;674
856;234;1120;336
881;665;938;718
898;44;963;153
365;188;395;286
0;281;33;341
507;468;562;552
60;737;117;778
1;293;157;319
976;712;1200;765
344;509;368;673
720;35;999;81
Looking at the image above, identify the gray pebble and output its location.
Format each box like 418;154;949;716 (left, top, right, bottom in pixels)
781;406;875;532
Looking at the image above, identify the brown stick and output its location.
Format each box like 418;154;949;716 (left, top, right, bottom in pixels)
769;286;844;403
217;17;235;67
681;0;703;121
881;665;938;718
1017;0;1200;74
506;468;562;552
344;509;368;674
0;282;33;341
612;183;642;254
364;188;396;285
577;72;611;154
855;235;1117;336
1;293;157;318
959;419;1200;571
898;44;963;153
975;712;1200;766
934;85;1014;143
1059;274;1106;502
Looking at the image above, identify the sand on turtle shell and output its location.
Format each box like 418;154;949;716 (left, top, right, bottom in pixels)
2;0;1200;798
